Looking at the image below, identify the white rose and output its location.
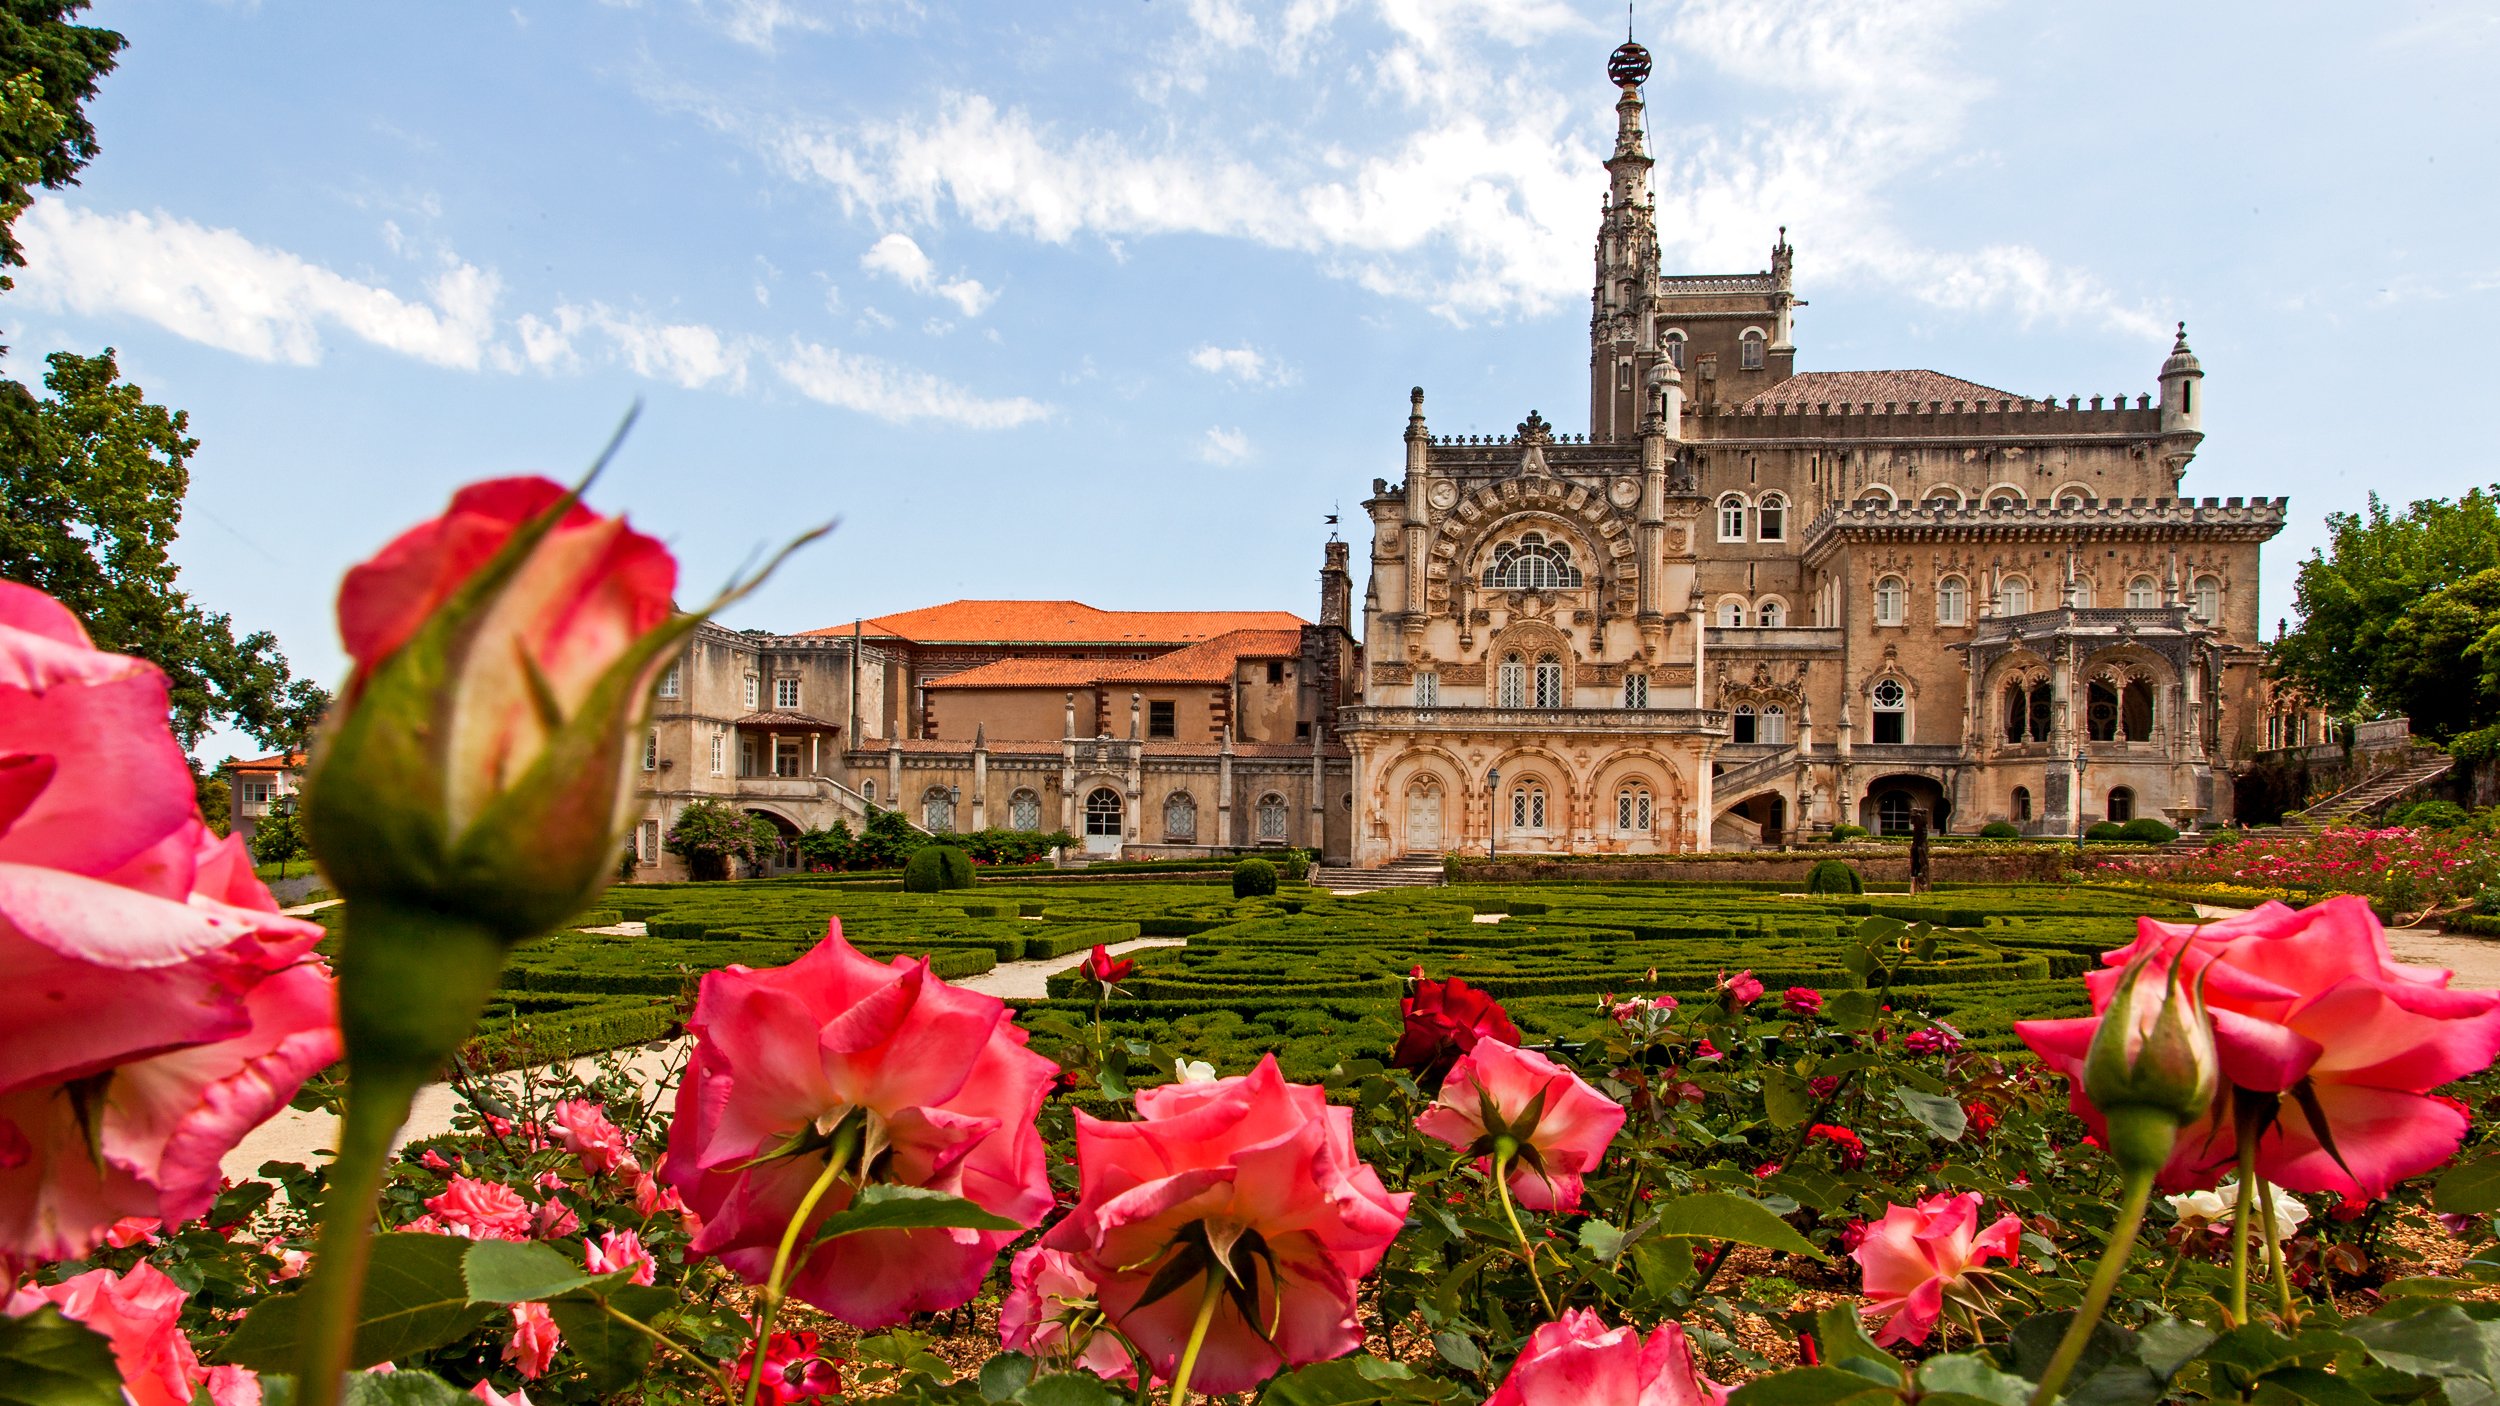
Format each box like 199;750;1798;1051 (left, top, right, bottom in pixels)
1175;1058;1217;1084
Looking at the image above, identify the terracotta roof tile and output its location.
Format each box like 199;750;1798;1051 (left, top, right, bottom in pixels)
1743;370;2016;408
734;711;842;730
801;600;1305;646
923;629;1307;691
922;659;1116;691
225;752;306;772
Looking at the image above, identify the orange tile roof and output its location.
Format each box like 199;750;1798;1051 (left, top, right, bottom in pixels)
1744;370;2016;408
803;600;1306;646
923;659;1114;691
225;752;306;772
922;629;1305;691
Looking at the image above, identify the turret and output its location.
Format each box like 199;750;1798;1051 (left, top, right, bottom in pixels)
1589;40;1660;440
1319;539;1352;629
2156;322;2205;485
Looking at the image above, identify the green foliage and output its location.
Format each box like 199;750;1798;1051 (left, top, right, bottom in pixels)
1978;820;2021;839
248;800;306;877
2273;485;2500;739
2118;816;2180;844
662;799;778;879
1232;856;1278;897
195;769;230;837
2391;799;2471;830
1806;858;1863;894
2085;821;2128;843
2205;826;2243;848
0;1305;122;1406
0;6;123;281
1829;823;1870;841
2478;886;2500;916
903;844;974;892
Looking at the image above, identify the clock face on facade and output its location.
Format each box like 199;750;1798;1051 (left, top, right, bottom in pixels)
1609;477;1640;508
1427;480;1458;510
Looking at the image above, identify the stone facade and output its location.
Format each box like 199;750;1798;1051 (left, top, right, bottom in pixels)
1343;41;2282;866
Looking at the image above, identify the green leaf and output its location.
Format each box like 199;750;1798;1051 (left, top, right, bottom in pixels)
1827;990;1880;1031
2438;1156;2500;1216
1890;1087;1968;1141
545;1284;673;1394
809;1184;1022;1244
1431;1329;1483;1373
2246;1366;2384;1406
1260;1355;1470;1404
1915;1354;2032;1406
1763;1069;1812;1128
464;1239;605;1305
0;1307;122;1406
2349;1304;2500;1386
1013;1376;1132;1406
1577;1220;1629;1262
979;1352;1035;1401
1646;1192;1825;1259
1809;1304;1899;1373
222;1233;495;1372
1726;1366;1899;1405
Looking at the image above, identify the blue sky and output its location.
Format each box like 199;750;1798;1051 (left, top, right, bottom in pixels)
10;1;2497;761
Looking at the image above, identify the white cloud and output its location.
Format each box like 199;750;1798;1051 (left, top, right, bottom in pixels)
776;340;1049;428
580;304;749;389
858;231;995;316
1188;342;1297;386
17;201;503;369
1197;426;1252;464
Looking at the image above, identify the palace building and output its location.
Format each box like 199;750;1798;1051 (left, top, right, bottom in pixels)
1338;39;2281;865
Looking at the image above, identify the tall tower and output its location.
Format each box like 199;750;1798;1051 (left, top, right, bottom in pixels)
1589;40;1662;442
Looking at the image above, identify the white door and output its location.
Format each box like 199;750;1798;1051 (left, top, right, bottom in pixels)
1083;787;1124;856
1406;783;1443;854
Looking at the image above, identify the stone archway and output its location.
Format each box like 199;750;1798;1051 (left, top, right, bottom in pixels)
1403;775;1447;856
742;807;802;877
1856;774;1950;836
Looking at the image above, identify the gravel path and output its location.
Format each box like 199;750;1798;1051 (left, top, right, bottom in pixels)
218;934;1186;1180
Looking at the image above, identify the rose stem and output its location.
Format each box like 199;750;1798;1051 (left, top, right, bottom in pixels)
1492;1142;1558;1318
2227;1124;2262;1326
745;1123;861;1406
1164;1271;1228;1406
2257;1179;2298;1320
2028;1163;2156;1406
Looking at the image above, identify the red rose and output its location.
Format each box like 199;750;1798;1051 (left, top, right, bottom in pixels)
1082;944;1136;986
1392;973;1521;1087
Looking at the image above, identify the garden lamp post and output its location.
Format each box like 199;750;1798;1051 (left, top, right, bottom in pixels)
1486;767;1500;861
950;783;962;831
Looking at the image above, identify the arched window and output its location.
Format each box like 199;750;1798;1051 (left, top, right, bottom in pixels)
1872;678;1908;744
643;731;657;771
1739;328;1765;370
2107;787;2135;824
1924;485;1963;509
2126;576;2159;609
2028;682;2052;742
1718;494;1748;542
1732;703;1757;744
1874;576;1906;626
1497;653;1527;708
2122;678;2155;741
1878;791;1915;835
1756;598;1786;628
1483;533;1584;589
1717;599;1747;628
1663;330;1685;369
1533;654;1564;708
1756;493;1787;541
1856;486;1897;508
1163;791;1198;842
1617;786;1654;831
2057;488;2092;509
1761;705;1787;744
862;778;876;802
2087;680;2119;741
1008;789;1042;831
2001;681;2028;744
2192;575;2222;623
924;786;956;833
1623;673;1649;709
1510;783;1547;830
2012;786;2032;822
1987;488;2024;509
1997;575;2031;616
1937;576;1968;626
1084;787;1123;838
1256;793;1289;840
2070;576;2095;609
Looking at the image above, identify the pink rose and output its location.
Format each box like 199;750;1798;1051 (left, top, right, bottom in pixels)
549;1099;636;1176
1416;1039;1625;1213
658;924;1057;1330
1392;973;1523;1087
0;582;340;1264
2018;897;2500;1200
470;1384;532;1406
503;1301;562;1379
1722;970;1764;1005
585;1228;656;1285
1039;1055;1409;1396
202;1365;263;1406
104;1215;162;1248
271;1246;310;1280
532;1198;579;1239
425;1176;534;1241
1851;1192;2021;1347
1782;987;1824;1017
419;1149;452;1172
734;1330;844;1405
4;1262;200;1406
999;1246;1135;1383
1485;1308;1727;1406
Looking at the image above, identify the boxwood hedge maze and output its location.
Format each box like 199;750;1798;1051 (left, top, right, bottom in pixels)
400;879;2185;1078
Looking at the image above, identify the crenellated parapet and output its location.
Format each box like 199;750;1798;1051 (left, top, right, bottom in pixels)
1689;395;2166;442
1800;496;2287;563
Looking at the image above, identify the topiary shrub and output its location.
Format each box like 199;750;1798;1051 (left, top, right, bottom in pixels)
1828;824;1870;842
2118;817;2180;845
1232;858;1278;898
1978;820;2021;839
1805;859;1863;895
2084;821;2127;843
2204;826;2243;849
2392;800;2470;830
903;844;974;892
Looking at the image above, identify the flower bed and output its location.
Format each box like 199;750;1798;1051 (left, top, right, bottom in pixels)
2080;824;2500;916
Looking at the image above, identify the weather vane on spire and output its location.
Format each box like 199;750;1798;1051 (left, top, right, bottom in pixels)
1609;8;1651;88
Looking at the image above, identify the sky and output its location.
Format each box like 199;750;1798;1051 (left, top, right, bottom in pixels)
10;0;2498;763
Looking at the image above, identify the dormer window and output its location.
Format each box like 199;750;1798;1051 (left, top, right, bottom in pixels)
1483;532;1584;589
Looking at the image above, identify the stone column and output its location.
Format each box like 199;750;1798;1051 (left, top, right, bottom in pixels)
1218;724;1235;847
971;725;988;830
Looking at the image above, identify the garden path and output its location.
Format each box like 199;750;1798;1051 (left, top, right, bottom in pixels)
216;934;1186;1181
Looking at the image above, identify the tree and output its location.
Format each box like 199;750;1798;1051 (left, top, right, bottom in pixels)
2271;486;2500;740
249;799;306;879
0;349;315;749
664;800;780;881
0;4;123;287
195;771;230;838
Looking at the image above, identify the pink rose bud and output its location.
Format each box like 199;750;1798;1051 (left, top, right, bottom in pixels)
2058;939;2217;1175
1484;1308;1726;1406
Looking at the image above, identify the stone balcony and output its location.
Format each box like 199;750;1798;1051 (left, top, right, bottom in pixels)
1339;705;1728;736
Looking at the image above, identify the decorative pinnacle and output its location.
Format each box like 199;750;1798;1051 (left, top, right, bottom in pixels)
1608;40;1651;88
2173;321;2190;350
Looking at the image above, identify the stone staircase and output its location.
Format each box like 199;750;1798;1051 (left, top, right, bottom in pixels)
1711;744;1799;803
2281;749;2455;832
1313;854;1448;893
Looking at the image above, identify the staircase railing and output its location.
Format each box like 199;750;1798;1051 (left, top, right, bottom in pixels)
2284;750;2453;826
